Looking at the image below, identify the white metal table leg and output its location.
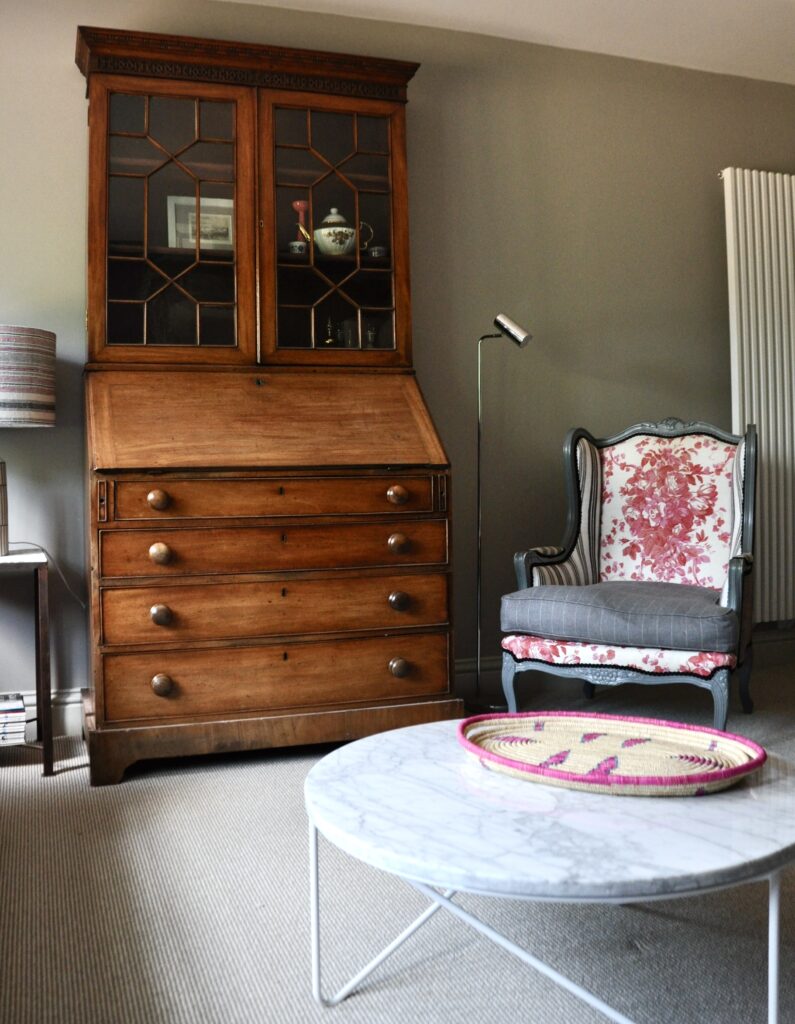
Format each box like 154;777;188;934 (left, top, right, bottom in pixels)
309;823;451;1006
310;823;786;1021
769;871;781;1024
412;882;639;1024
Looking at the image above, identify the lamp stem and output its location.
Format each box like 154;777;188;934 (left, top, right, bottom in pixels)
475;334;502;709
0;460;7;557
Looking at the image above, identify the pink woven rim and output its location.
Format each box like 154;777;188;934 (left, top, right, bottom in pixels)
457;711;767;791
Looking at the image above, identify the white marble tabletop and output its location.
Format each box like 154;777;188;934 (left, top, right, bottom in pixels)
305;719;795;901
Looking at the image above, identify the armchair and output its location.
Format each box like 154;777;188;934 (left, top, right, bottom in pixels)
501;418;757;730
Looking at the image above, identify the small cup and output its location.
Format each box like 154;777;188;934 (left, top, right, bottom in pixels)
369;245;387;258
288;240;307;255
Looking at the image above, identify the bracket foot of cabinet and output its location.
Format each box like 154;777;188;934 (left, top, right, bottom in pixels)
82;690;463;786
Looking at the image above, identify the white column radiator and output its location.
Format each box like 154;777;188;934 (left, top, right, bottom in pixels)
722;167;795;624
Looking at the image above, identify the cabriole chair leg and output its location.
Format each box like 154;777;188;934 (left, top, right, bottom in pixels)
502;652;519;713
709;669;730;731
737;651;754;714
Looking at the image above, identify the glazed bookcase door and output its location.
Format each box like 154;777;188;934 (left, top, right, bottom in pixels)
259;91;412;367
87;75;256;363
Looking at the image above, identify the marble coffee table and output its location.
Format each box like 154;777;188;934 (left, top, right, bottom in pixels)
305;718;795;1024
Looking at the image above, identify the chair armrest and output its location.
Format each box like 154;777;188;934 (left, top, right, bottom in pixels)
725;552;754;658
513;546;566;589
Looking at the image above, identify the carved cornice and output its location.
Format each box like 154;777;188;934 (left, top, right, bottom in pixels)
90;55;403;100
76;26;418;103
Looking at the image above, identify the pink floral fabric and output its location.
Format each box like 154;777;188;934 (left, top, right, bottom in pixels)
599;434;736;589
502;634;736;678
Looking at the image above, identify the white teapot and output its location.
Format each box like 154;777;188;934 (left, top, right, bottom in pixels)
313;208;373;257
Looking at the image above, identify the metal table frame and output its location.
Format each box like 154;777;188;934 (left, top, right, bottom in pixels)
309;823;784;1024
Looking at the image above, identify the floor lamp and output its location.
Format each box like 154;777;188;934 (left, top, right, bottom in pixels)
473;313;532;712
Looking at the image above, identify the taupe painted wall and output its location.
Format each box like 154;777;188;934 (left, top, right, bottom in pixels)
3;0;795;719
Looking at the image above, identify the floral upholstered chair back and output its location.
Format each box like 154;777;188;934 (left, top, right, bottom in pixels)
596;432;745;599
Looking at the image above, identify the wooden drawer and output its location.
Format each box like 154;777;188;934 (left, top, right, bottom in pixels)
114;475;435;520
102;632;450;721
100;520;447;578
101;573;448;645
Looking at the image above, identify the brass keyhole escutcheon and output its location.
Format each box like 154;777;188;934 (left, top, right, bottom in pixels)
147;488;170;511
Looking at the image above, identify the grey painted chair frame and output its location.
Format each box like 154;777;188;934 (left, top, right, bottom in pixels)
503;418;757;731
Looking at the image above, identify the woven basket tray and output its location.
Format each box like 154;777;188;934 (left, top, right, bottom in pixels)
457;712;766;796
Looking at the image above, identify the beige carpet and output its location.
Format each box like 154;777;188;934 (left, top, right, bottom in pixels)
2;640;794;1024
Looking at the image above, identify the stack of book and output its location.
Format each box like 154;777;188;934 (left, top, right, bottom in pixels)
0;693;26;746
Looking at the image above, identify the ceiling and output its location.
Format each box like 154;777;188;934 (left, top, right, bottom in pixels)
222;0;795;86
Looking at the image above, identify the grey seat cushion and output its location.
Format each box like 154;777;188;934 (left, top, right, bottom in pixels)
500;580;738;653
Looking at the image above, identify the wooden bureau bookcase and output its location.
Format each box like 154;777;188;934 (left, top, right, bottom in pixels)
77;26;461;784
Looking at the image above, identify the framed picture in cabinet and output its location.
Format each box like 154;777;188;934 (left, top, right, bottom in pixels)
167;196;234;250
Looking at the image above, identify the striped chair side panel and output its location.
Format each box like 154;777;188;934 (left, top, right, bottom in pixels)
532;438;601;587
720;437;746;607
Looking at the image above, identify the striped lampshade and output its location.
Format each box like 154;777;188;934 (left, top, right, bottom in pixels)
0;325;56;426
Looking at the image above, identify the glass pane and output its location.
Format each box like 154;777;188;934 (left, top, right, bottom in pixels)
108;176;145;256
362;311;395;350
275;146;328;187
277;267;330;306
359;193;392;262
145;252;194;279
108;259;167;301
107;302;144;344
310;110;354;166
149;96;197;152
109;135;167;176
199;101;233;141
149;163;196;258
275;108;308;146
311;177;357;263
181;141;234;182
315;294;358;350
277;307;312;348
109;93;146;135
199;305;235;345
181;264;235;303
340;271;393;308
276;187;310;259
199;182;235;262
357;116;389;153
147;285;197;345
198;186;235;257
339;153;390;192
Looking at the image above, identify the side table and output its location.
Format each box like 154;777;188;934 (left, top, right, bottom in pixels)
0;550;53;776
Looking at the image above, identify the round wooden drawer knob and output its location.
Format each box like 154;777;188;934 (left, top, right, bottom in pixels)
150;673;174;697
388;590;410;611
387;532;410;554
148;542;172;565
147;488;171;511
388;657;410;678
386;484;409;505
150;603;173;626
